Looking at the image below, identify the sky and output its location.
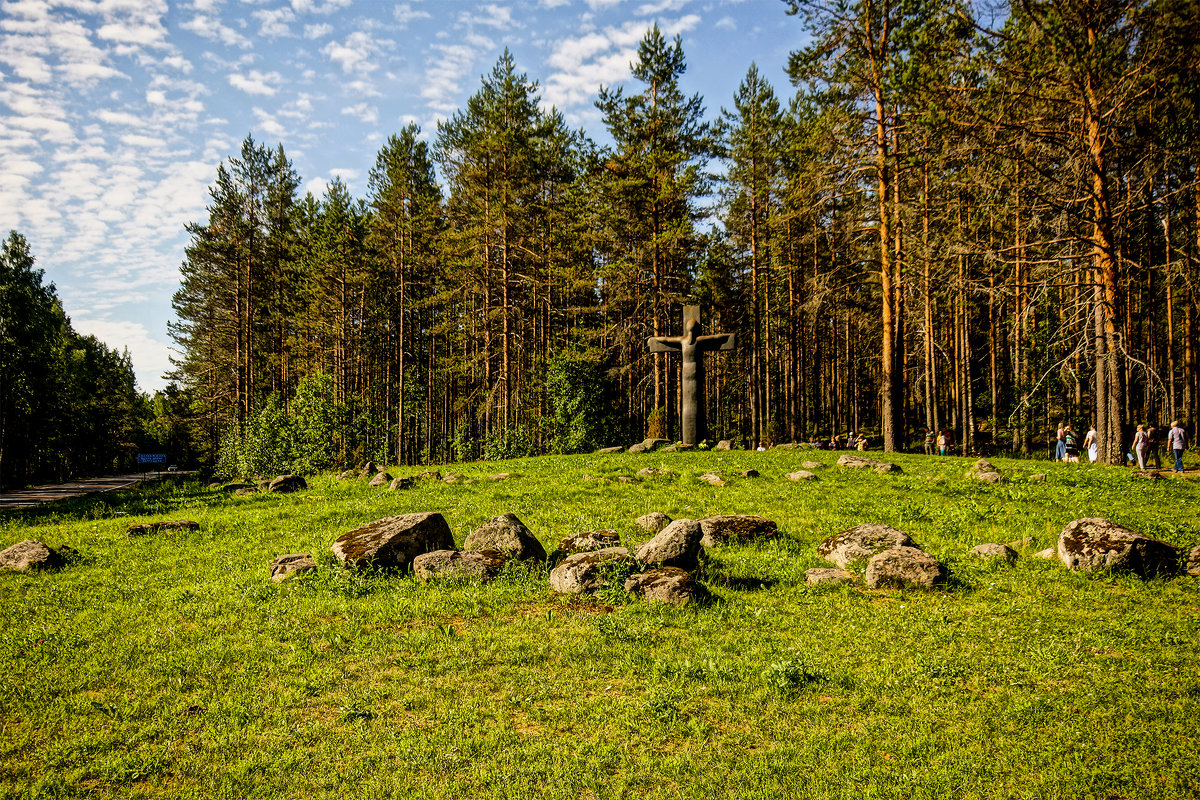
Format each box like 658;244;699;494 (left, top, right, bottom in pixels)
0;0;805;393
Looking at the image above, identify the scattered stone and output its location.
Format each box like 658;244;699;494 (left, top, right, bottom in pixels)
1033;547;1057;560
617;476;636;483
817;523;917;568
487;473;511;481
234;487;259;496
969;458;997;474
772;443;802;450
220;482;255;493
970;543;1017;563
1132;471;1162;481
636;518;703;570
1006;536;1035;552
412;549;508;583
865;546;946;590
368;472;392;487
1187;545;1200;577
358;461;381;479
0;540;62;572
837;454;902;474
636;512;671;533
627;443;649;454
802;461;826;470
697;473;725;486
268;474;308;493
1057;517;1179;577
331;512;455;571
126;520;200;537
636;467;676;479
661;444;679;453
549;529;621;565
740;469;760;478
463;513;547;561
969;471;1005;483
336;470;356;481
270;553;316;583
624;567;709;607
805;568;856;586
388;477;413;491
581;474;602;482
1029;473;1047;483
548;547;635;595
414;471;442;482
629;438;669;453
714;440;733;451
699;515;779;547
443;472;464;484
596;446;624;454
785;470;817;481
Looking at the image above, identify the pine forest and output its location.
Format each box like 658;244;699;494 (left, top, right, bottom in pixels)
12;0;1198;483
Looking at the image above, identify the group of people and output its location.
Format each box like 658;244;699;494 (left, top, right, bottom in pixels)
1055;420;1188;473
922;428;953;457
807;432;869;451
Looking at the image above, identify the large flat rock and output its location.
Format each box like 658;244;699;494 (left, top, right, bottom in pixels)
331;512;455;571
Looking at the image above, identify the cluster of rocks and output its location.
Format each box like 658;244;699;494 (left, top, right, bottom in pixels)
607;438;738;454
211;474;309;496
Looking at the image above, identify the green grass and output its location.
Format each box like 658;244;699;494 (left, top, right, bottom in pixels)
1;450;1198;799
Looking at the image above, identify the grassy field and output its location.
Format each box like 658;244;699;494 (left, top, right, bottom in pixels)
2;449;1198;799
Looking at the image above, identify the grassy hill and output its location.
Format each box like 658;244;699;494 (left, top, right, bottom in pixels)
2;449;1198;799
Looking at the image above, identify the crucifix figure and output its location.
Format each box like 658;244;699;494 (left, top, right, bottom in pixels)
647;305;736;446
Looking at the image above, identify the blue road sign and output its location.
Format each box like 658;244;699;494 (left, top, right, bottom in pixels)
137;453;167;464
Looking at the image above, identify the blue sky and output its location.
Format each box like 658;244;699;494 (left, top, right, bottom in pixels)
0;0;804;393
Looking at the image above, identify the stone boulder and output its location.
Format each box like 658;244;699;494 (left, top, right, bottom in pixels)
0;540;62;572
368;472;393;487
1057;518;1179;577
624;567;709;607
127;520;200;537
1033;547;1057;560
331;512;455;571
549;547;634;595
802;461;826;470
629;438;669;453
487;473;511;481
969;543;1017;563
837;454;902;474
805;568;855;586
414;470;442;482
596;446;624;454
358;461;381;479
268;474;307;493
698;515;779;547
785;470;817;481
336;470;356;481
1187;545;1200;577
969;458;997;474
234;486;259;496
270;553;316;583
388;476;413;491
636;512;671;533
443;472;464;484
865;546;946;590
549;529;621;565
412;549;508;583
817;523;916;568
740;469;760;478
463;513;547;561
714;440;733;451
636;467;676;479
697;473;726;486
635;518;703;570
1029;473;1047;483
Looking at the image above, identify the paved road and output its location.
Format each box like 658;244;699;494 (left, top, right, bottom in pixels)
0;473;174;509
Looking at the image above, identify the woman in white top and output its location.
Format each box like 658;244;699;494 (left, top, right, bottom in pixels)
1083;425;1098;462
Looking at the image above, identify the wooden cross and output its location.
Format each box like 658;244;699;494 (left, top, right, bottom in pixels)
647;305;736;446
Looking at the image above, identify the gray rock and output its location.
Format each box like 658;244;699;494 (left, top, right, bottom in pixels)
549;547;634;594
713;440;733;451
624;567;709;607
636;518;703;570
968;471;1005;483
785;470;817;481
234;486;259;496
358;461;382;479
0;540;62;572
636;512;671;533
1057;518;1179;577
1187;544;1200;577
596;446;624;454
331;512;455;571
802;461;826;470
699;515;779;547
368;472;392;487
412;549;508;583
270;553;316;583
443;472;464;484
549;529;621;565
661;444;679;452
865;546;946;590
413;470;442;481
636;467;676;479
463;513;547;561
268;474;307;493
127;520;200;537
1029;473;1047;483
805;568;856;586
617;476;636;483
388;476;413;491
837;454;902;473
697;472;725;486
969;458;997;474
487;473;511;481
1033;547;1057;560
642;438;669;450
817;523;917;568
970;543;1017;563
627;443;649;453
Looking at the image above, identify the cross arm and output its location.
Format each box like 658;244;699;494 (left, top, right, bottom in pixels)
697;332;736;351
647;336;683;353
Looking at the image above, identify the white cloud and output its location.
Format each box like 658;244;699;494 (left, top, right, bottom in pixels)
291;0;353;14
304;23;332;39
322;30;385;74
341;102;377;125
180;13;252;49
394;2;431;27
715;16;736;30
637;0;690;14
228;69;284;96
421;33;494;114
463;4;518;29
253;8;296;38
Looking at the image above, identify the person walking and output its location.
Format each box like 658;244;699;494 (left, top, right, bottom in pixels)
1055;423;1066;462
937;430;948;457
1083;424;1098;463
1133;424;1150;471
1147;423;1161;469
1167;421;1187;473
924;428;934;456
1063;424;1080;463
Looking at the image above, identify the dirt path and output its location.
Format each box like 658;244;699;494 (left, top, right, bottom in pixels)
0;473;170;509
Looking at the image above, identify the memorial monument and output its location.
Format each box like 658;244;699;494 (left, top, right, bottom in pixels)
647;306;736;446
